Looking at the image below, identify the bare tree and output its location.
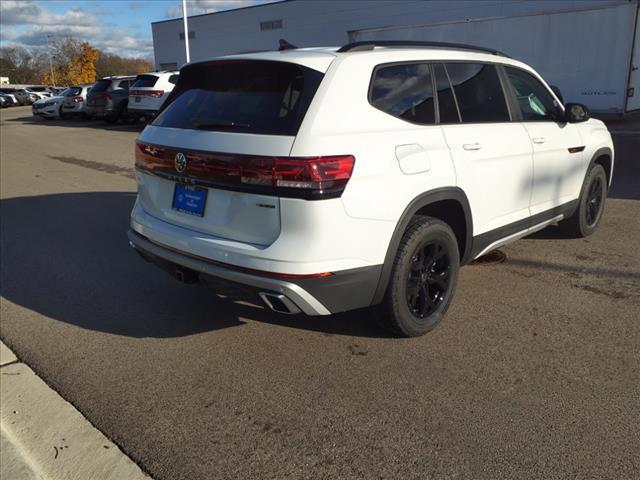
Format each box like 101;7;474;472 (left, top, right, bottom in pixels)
0;46;48;84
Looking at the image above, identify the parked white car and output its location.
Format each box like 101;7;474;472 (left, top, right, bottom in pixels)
32;87;82;119
128;71;179;119
128;41;614;337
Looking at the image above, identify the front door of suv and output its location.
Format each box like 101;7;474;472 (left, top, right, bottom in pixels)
503;66;584;217
436;62;533;236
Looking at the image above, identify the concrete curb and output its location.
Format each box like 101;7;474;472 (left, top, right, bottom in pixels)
0;341;150;480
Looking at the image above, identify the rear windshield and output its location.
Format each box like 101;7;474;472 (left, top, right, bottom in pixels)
91;80;111;92
132;75;158;88
152;60;324;136
62;87;82;97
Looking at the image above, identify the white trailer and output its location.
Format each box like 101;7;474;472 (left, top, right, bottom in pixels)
350;1;640;114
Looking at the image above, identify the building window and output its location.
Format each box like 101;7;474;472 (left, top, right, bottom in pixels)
179;31;195;40
260;19;283;31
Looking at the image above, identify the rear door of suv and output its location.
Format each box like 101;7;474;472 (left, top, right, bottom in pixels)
436;62;533;236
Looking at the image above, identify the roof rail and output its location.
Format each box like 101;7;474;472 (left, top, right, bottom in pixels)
337;41;509;57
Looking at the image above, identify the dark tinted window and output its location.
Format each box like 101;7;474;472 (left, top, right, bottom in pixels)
504;66;559;121
62;87;82;97
433;63;460;123
117;80;132;90
153;60;323;136
444;63;510;123
168;74;179;85
91;80;111;92
370;63;435;124
132;75;158;88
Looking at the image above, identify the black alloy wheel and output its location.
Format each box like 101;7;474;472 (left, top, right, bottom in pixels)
406;240;452;319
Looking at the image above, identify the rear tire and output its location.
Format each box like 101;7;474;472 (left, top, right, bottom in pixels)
560;163;607;237
374;217;459;337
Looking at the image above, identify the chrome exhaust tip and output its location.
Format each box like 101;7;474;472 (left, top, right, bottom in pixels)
259;292;301;315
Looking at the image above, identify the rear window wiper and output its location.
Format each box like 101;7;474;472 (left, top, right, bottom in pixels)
191;119;251;130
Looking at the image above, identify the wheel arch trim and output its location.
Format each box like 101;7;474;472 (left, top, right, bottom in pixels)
371;187;473;305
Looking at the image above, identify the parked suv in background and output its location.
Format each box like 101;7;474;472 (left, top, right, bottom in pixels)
128;71;179;120
85;76;135;123
128;41;614;337
61;84;93;118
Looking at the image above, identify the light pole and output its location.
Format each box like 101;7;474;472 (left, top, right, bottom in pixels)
46;34;56;86
182;0;190;64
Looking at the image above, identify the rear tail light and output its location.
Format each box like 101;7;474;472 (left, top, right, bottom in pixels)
72;96;83;103
135;141;355;200
130;90;164;98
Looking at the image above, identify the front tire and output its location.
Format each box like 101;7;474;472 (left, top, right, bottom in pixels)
375;217;460;337
560;163;607;237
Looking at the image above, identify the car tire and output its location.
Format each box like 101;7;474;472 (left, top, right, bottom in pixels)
560;163;607;237
374;216;460;337
104;113;118;124
58;106;68;120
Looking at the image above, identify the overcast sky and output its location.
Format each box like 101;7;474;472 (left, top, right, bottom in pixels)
0;0;277;59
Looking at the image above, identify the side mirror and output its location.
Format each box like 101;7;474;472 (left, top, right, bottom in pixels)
550;85;564;104
564;103;590;123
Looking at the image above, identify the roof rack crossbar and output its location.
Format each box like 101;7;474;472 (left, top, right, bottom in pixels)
337;41;509;57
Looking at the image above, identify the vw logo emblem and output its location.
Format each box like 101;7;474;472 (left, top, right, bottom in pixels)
175;152;187;173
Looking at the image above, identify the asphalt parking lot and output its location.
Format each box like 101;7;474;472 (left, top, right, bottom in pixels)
1;106;639;480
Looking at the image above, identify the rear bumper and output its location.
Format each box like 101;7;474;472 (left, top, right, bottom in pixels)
127;229;381;316
127;107;157;117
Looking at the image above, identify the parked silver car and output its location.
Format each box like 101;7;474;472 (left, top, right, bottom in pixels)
32;87;86;119
61;84;93;118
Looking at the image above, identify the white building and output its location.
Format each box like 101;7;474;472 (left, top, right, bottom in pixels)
151;0;640;113
0;77;9;85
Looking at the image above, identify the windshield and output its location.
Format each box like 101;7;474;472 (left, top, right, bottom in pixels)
132;75;158;88
152;60;323;136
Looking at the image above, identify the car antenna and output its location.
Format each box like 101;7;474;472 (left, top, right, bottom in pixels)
278;39;297;51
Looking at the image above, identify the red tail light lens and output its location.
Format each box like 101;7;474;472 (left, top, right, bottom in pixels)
130;90;164;98
72;96;83;103
135;142;355;200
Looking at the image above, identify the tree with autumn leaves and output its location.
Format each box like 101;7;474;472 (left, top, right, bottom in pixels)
41;38;100;85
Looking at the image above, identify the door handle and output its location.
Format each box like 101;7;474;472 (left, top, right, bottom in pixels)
532;137;546;144
462;143;482;151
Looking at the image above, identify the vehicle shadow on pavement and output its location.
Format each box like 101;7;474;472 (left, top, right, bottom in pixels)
0;192;387;339
5;115;146;133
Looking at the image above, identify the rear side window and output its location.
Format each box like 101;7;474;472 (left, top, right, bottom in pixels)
168;74;179;85
444;63;510;123
132;75;159;88
117;80;132;90
152;60;323;136
91;80;111;93
369;63;435;124
504;66;559;121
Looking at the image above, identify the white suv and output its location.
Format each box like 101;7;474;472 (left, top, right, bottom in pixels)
128;41;614;337
128;71;179;119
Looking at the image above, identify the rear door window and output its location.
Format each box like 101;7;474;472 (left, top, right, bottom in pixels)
504;66;559;121
433;63;461;123
132;75;159;88
369;63;435;124
152;60;323;136
444;63;510;123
